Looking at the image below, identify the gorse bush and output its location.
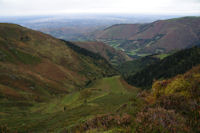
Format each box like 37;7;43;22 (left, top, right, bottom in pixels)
141;65;200;132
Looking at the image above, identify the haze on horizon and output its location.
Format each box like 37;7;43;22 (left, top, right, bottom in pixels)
0;0;200;16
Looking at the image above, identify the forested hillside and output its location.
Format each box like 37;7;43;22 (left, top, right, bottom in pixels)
124;46;200;88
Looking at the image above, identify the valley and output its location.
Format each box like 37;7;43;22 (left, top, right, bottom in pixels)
0;16;200;133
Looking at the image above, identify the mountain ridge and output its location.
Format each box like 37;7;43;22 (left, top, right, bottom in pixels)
95;17;200;56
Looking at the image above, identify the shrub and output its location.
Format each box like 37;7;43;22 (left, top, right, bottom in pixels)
135;107;189;133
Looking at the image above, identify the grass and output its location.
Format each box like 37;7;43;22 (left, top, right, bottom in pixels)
0;76;140;132
90;76;127;93
0;47;41;64
10;49;41;64
154;53;170;60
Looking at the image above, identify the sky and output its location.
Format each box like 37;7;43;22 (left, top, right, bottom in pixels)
0;0;200;16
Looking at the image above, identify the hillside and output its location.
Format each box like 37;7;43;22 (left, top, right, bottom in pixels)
0;23;117;102
69;65;199;133
134;65;200;133
95;17;200;57
0;75;140;132
0;23;143;133
124;46;200;89
0;23;127;132
74;41;132;65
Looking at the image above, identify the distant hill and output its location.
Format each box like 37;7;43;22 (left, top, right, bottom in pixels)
0;23;117;102
95;17;200;56
96;24;141;40
124;46;200;89
74;41;132;65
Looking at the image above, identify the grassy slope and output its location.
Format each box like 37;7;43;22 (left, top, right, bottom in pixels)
0;76;140;132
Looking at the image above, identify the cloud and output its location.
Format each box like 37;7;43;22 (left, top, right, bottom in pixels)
0;0;199;16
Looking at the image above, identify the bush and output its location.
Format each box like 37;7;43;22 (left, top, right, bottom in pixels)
135;107;188;133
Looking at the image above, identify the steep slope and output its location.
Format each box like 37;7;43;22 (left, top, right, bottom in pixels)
0;23;117;102
124;46;200;89
95;17;200;56
74;41;132;65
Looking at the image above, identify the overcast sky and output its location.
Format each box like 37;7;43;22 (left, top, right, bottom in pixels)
0;0;200;16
